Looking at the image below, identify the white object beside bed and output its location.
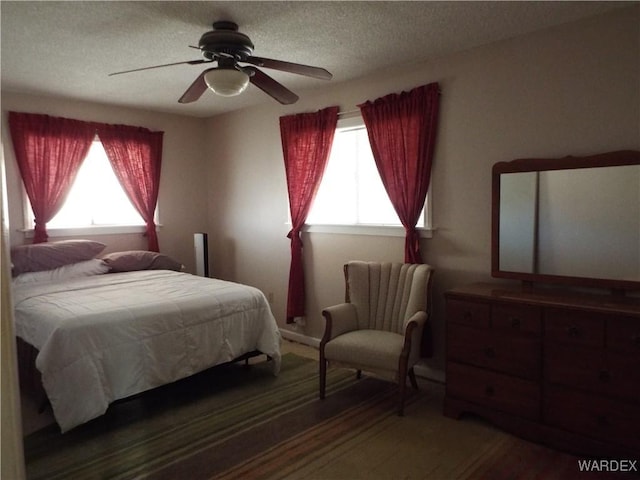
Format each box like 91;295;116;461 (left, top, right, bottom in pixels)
13;270;281;432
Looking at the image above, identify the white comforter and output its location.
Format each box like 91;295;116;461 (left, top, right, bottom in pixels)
13;270;281;432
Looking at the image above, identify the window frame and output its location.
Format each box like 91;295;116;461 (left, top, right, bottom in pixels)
301;113;434;238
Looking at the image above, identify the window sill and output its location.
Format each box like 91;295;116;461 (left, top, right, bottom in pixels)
301;224;434;238
20;225;159;239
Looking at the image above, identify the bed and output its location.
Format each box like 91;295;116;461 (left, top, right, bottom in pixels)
11;241;281;432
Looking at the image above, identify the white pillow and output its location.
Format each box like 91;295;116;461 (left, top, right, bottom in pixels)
12;258;110;285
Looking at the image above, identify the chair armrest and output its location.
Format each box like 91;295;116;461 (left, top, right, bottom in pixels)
321;303;358;345
401;311;428;364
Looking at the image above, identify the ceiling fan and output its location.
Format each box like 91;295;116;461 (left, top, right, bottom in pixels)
109;21;333;105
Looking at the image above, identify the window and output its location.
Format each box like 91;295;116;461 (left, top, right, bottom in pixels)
305;116;430;235
25;139;148;235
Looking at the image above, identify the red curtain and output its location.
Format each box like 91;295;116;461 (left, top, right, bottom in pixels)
8;112;95;243
359;83;440;263
97;124;164;252
280;106;338;323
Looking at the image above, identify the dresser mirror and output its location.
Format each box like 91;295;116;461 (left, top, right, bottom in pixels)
491;150;640;292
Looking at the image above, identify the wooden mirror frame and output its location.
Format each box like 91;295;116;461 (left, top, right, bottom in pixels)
491;150;640;293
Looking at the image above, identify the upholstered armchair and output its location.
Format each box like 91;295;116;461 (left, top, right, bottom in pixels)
319;261;434;415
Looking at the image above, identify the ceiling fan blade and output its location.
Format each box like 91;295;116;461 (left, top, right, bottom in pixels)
178;69;213;104
244;56;332;80
109;59;212;76
243;67;299;105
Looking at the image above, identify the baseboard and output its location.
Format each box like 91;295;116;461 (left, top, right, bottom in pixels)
279;328;446;384
279;328;321;348
414;363;446;384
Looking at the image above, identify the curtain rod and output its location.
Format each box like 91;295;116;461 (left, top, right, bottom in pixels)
337;109;360;118
338;90;442;118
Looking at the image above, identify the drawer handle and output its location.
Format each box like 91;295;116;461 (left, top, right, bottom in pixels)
484;347;496;358
463;311;472;322
598;370;611;383
510;317;521;329
567;325;580;337
485;385;495;397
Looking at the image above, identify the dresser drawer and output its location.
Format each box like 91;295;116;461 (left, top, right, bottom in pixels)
544;309;605;347
447;362;540;420
545;345;640;401
448;324;540;379
544;386;640;451
492;304;541;336
447;299;490;328
444;283;640;457
607;352;640;401
608;316;640;353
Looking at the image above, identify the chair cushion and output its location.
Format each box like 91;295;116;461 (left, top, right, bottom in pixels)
324;329;404;372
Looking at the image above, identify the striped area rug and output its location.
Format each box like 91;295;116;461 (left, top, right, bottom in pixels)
24;353;405;480
24;354;625;480
453;435;630;480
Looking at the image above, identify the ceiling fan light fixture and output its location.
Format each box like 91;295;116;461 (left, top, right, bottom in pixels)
204;68;250;97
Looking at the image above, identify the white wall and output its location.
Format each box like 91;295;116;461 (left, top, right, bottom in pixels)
203;7;640;371
0;94;209;274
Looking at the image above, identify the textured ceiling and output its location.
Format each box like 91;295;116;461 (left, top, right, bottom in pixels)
0;1;628;118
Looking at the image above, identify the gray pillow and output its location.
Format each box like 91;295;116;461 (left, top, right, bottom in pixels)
101;250;183;272
11;240;106;276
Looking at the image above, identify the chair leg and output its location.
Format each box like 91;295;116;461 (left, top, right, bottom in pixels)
398;360;409;416
319;351;326;400
408;367;419;390
356;369;362;379
398;377;406;416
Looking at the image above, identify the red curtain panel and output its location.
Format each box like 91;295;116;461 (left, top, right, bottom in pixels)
8;112;95;243
280;106;338;323
98;124;164;252
359;83;440;263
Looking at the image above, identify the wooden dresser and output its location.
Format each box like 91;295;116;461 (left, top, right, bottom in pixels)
444;283;640;457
